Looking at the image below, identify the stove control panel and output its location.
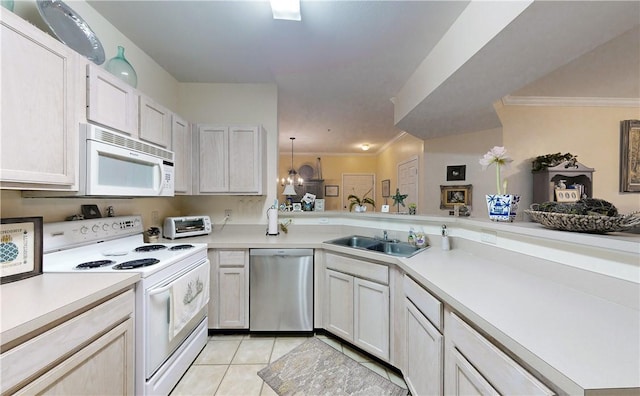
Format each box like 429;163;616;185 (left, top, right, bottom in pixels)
44;215;144;252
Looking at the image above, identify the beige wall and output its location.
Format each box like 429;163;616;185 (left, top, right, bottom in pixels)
497;102;640;214
277;154;378;211
376;133;424;212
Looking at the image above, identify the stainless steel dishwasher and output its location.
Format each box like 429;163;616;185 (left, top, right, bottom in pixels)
249;249;313;332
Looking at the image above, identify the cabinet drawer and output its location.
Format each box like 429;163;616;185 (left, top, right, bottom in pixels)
404;275;442;331
447;312;554;396
1;289;134;393
218;250;246;267
325;253;388;285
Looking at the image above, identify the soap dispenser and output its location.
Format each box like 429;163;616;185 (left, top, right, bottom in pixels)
408;227;416;246
441;225;450;251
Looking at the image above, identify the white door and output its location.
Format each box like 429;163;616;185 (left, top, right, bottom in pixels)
342;174;375;211
397;157;419;212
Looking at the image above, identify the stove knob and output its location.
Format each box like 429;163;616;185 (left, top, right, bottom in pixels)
92;225;100;233
80;226;88;234
112;222;120;230
133;218;141;228
103;224;110;231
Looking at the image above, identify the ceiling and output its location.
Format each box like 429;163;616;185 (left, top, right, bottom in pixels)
87;1;640;154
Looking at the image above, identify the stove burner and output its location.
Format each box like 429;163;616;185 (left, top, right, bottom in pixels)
76;260;116;270
169;244;195;251
134;245;166;252
113;258;160;270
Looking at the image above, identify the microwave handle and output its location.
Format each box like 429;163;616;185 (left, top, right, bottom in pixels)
157;160;166;194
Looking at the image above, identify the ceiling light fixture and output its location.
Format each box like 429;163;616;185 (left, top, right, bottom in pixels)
361;144;370;151
281;137;302;197
270;0;301;21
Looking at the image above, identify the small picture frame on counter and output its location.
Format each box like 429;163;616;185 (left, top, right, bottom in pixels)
1;217;43;284
292;203;302;212
314;199;325;211
81;204;102;219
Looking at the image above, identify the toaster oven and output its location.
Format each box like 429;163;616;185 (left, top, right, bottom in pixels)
163;216;212;239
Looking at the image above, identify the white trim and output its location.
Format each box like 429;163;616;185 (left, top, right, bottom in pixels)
502;95;640;107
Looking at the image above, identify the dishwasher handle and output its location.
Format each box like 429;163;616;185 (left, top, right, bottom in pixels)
249;248;313;257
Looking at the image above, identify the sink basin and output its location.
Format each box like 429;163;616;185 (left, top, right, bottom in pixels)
325;235;428;258
366;241;424;257
326;235;379;248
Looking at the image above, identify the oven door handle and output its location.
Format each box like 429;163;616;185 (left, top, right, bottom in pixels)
148;283;173;296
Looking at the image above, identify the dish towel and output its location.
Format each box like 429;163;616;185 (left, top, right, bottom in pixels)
169;263;210;341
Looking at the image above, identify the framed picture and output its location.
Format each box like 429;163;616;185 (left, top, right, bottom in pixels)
381;179;391;197
325;185;339;197
314;199;325;211
1;217;43;284
440;184;472;209
446;165;466;181
292;203;302;212
620;119;640;192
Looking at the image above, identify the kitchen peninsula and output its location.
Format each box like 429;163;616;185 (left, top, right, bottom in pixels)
175;211;640;396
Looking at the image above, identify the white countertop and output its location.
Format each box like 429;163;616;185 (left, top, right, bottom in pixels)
1;273;140;348
175;222;639;394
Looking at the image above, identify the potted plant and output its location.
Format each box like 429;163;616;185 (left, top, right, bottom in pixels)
348;188;376;212
480;146;520;222
408;203;417;215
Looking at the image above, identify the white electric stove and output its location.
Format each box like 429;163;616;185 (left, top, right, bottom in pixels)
43;215;210;395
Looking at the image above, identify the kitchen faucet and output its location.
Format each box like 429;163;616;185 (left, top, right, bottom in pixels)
383;230;388;240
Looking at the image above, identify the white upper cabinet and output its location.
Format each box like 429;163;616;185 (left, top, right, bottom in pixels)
194;125;265;195
86;63;138;136
1;9;82;189
139;95;171;148
172;115;191;194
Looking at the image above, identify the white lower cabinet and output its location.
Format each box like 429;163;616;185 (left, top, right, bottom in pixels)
444;309;555;396
209;249;249;329
1;289;135;395
323;253;389;360
404;299;443;396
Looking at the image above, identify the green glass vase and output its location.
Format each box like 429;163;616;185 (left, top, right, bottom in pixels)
1;0;15;11
105;46;137;88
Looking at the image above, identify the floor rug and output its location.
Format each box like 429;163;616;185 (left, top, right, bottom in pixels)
258;338;408;396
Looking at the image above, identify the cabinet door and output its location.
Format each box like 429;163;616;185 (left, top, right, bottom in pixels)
15;318;134;395
139;95;171;148
86;64;138;136
354;277;389;359
447;349;499;396
172;115;191;194
405;299;443;396
1;11;79;187
196;125;228;193
324;269;354;342
218;267;247;328
228;125;262;193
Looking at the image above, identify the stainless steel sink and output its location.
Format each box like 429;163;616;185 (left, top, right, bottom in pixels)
325;235;428;258
326;235;379;248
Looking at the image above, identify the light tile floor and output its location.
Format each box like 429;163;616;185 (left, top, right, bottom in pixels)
170;333;408;396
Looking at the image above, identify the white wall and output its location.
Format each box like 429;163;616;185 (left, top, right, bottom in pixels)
423;128;503;215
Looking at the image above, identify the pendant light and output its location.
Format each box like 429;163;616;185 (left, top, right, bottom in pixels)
281;137;302;197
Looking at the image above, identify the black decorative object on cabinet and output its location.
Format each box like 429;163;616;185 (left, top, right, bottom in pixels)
532;160;594;204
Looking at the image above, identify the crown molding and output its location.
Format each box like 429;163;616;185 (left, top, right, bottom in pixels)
502;95;640;107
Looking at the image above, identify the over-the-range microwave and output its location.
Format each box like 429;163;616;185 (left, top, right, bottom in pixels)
25;123;175;198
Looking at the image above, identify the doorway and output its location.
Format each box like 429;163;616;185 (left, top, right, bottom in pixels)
397;157;418;212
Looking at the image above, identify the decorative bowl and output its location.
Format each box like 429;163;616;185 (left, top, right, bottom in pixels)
524;209;640;234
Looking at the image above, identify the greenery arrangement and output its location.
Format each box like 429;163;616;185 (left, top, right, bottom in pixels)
531;152;577;172
348;188;375;212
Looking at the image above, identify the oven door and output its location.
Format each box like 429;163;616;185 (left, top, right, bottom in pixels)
146;258;209;378
86;139;174;196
